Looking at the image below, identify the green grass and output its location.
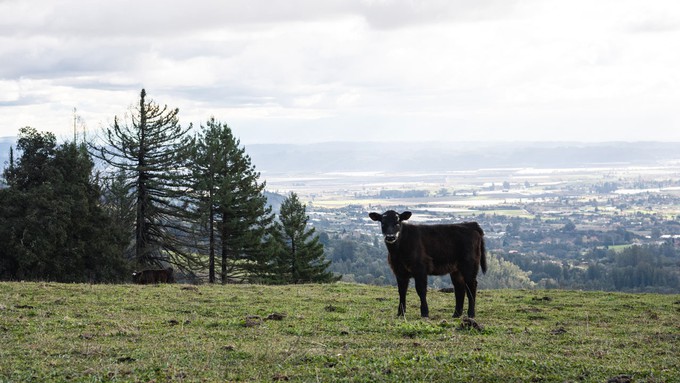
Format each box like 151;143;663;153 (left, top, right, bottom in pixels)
1;282;678;382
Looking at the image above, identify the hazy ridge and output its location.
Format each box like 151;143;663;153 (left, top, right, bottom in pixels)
3;138;680;174
246;141;680;174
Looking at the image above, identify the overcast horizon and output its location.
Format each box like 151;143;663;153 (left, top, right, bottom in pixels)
1;0;679;145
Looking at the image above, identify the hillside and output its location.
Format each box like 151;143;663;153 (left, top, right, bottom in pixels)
1;282;678;382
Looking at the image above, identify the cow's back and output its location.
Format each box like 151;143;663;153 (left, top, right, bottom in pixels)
401;222;483;275
416;222;482;251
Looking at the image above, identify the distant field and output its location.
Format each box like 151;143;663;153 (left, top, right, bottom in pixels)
1;282;678;382
602;244;636;253
266;161;680;223
311;195;538;219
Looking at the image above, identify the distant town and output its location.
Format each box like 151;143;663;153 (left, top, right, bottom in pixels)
262;156;680;293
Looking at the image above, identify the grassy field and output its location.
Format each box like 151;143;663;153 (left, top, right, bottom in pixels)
1;282;678;382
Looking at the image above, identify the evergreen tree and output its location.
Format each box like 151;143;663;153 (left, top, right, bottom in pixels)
0;127;129;282
93;89;198;270
100;169;137;261
192;117;275;283
274;192;339;283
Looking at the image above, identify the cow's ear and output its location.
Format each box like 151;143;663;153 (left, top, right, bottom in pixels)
369;212;382;221
400;211;412;221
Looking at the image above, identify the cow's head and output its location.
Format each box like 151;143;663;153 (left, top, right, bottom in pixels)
369;210;412;244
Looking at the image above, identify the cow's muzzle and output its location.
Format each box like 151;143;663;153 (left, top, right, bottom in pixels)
384;232;399;243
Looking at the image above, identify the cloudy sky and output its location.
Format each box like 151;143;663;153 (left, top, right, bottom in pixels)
1;0;679;144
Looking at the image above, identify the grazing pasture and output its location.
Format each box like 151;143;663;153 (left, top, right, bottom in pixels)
0;282;678;382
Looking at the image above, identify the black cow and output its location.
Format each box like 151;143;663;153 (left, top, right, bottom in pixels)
132;267;175;284
369;210;487;318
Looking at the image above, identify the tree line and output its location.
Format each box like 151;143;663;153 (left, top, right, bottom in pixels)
0;89;338;284
502;242;680;293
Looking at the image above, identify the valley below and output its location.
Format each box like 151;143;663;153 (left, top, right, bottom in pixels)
252;142;680;292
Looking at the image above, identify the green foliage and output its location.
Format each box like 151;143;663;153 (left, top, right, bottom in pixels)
0;128;129;282
601;243;680;292
93;89;197;269
2;95;340;285
479;253;536;289
508;242;680;292
1;283;678;382
269;192;339;284
324;233;395;285
99;169;136;259
192;117;275;283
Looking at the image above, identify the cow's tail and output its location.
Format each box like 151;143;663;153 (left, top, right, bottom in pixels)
480;235;487;274
472;222;487;274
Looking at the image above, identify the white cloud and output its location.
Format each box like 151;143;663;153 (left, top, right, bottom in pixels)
0;0;679;144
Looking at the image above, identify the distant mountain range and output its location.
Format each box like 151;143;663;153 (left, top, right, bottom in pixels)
245;141;680;174
3;137;680;175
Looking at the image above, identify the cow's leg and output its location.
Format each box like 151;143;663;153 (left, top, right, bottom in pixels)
450;273;465;318
465;278;478;318
396;274;409;317
414;272;429;318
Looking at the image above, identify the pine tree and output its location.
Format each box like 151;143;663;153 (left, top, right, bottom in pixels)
192;117;275;283
100;169;136;261
93;89;198;270
0;127;129;282
275;192;339;283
